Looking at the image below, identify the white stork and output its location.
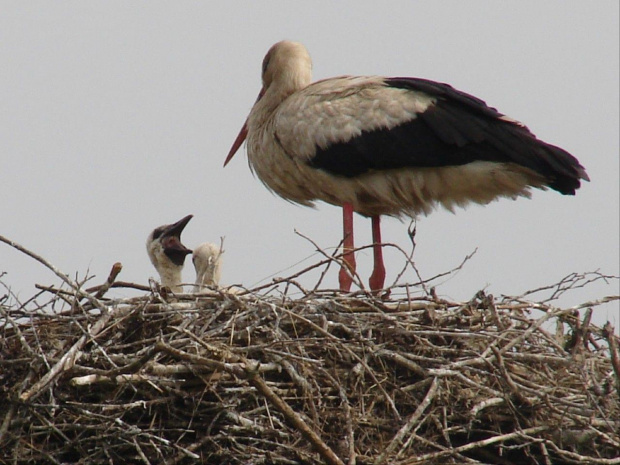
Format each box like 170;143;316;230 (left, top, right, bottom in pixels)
146;214;193;293
192;242;223;290
224;41;588;294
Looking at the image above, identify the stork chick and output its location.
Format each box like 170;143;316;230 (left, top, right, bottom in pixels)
192;241;223;290
146;214;193;293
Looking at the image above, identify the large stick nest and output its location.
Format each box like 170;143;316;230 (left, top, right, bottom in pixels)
1;272;619;465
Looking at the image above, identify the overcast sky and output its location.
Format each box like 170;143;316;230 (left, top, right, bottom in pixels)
1;2;618;329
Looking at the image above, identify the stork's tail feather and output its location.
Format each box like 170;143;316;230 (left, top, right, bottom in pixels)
538;143;589;195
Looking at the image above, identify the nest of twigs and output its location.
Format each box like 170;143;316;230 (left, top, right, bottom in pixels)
0;235;619;465
1;282;618;464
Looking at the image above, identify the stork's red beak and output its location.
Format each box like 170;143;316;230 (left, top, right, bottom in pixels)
224;88;265;167
224;122;248;167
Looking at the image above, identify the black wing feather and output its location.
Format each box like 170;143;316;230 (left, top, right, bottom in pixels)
309;77;588;195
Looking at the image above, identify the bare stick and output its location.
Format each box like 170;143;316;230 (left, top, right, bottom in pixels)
18;308;117;402
518;271;618;303
400;426;549;464
602;322;620;398
87;281;151;292
157;341;344;465
246;368;345;465
93;262;123;299
0;234;108;314
374;377;439;465
0;235;75;287
294;229;365;293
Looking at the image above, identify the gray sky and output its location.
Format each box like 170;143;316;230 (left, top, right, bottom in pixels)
1;2;618;328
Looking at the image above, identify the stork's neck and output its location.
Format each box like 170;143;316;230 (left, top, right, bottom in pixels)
159;266;184;293
195;267;219;288
273;64;311;98
253;60;312;124
195;269;211;286
195;258;222;288
263;83;299;111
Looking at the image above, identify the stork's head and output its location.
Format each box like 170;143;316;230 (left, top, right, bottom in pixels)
146;214;194;279
260;40;312;96
224;40;312;167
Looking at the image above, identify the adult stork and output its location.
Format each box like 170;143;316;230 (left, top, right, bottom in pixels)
192;242;223;290
146;214;193;293
224;41;588;293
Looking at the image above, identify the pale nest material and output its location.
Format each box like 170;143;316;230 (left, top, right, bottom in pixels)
1;273;619;465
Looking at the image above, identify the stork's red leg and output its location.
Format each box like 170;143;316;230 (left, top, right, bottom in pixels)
368;215;386;293
338;202;356;292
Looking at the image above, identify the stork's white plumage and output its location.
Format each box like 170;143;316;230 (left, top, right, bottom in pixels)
146;214;193;293
225;40;589;294
192;242;223;290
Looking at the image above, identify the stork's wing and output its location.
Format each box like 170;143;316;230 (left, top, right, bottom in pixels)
275;76;588;195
